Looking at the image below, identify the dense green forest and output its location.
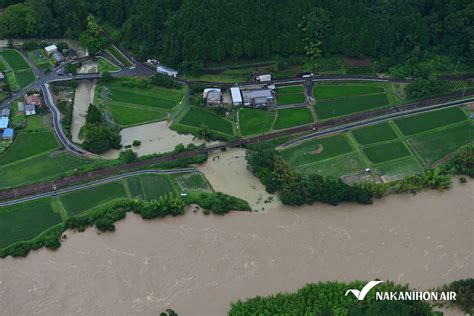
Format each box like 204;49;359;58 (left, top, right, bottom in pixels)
0;0;472;72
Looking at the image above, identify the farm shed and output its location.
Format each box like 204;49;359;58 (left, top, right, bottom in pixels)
0;116;9;130
157;65;178;77
44;44;58;56
230;87;242;106
2;128;13;140
2;108;10;117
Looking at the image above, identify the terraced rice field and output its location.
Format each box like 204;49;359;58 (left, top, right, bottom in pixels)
180;107;234;135
277;85;306;105
102;80;186;126
239;108;274;136
274;107;313;130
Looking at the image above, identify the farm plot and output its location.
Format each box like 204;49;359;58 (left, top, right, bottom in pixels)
375;157;425;182
274;107;313;130
1;49;30;70
179;107;234;135
173;172;212;192
362;140;411;164
126;176;145;200
280;134;353;167
0;131;59;166
0;49;35;90
297;152;366;177
141;174;176;200
101;80;186;126
395;107;467;136
108;101;168;126
313;84;384;99
351;122;398;145
0;198;61;249
277;85;306;106
60;181;127;217
0;152;93;189
407;121;474;164
315;93;390;120
239;108;274;136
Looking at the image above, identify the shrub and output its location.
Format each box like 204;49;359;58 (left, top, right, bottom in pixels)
132;140;141;146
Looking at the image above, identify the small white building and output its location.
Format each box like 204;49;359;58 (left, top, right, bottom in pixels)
230;87;243;106
44;44;58;56
255;74;272;82
157;65;178;77
25;104;36;116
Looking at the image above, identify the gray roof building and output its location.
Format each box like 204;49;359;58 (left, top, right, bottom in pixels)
1;108;10;117
242;89;274;107
52;51;65;64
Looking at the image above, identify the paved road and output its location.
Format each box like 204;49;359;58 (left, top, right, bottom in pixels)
40;83;89;155
0;168;197;207
2;91;473;202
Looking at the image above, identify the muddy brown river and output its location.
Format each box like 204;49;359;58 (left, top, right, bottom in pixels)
0;150;472;315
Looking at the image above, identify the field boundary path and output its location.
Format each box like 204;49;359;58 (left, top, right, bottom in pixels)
1;94;473;202
0;168;196;207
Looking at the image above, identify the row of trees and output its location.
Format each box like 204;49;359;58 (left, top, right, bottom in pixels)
229;281;432;315
1;192;251;258
246;143;373;206
0;0;472;73
81;104;121;154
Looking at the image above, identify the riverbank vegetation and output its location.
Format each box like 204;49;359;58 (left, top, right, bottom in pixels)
248;139;474;207
229;281;432;315
0;190;250;258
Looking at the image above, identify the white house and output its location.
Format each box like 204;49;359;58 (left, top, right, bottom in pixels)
230;87;243;106
44;44;58;56
157;65;178;77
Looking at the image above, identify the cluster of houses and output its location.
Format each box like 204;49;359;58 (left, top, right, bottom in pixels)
42;44;78;66
0;93;40;141
204;83;275;108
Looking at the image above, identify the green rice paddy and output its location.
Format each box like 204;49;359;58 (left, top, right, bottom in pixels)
277;85;306;105
274;107;313;130
180;107;234;135
351;122;398;145
394;107;467;136
239;108;274;136
0;172;213;249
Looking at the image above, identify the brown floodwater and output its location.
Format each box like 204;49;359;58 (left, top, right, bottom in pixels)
0;150;472;315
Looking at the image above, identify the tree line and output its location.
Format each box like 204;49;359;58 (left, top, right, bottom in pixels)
0;0;472;74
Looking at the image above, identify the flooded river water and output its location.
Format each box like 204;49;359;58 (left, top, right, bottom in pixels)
0;150;472;315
